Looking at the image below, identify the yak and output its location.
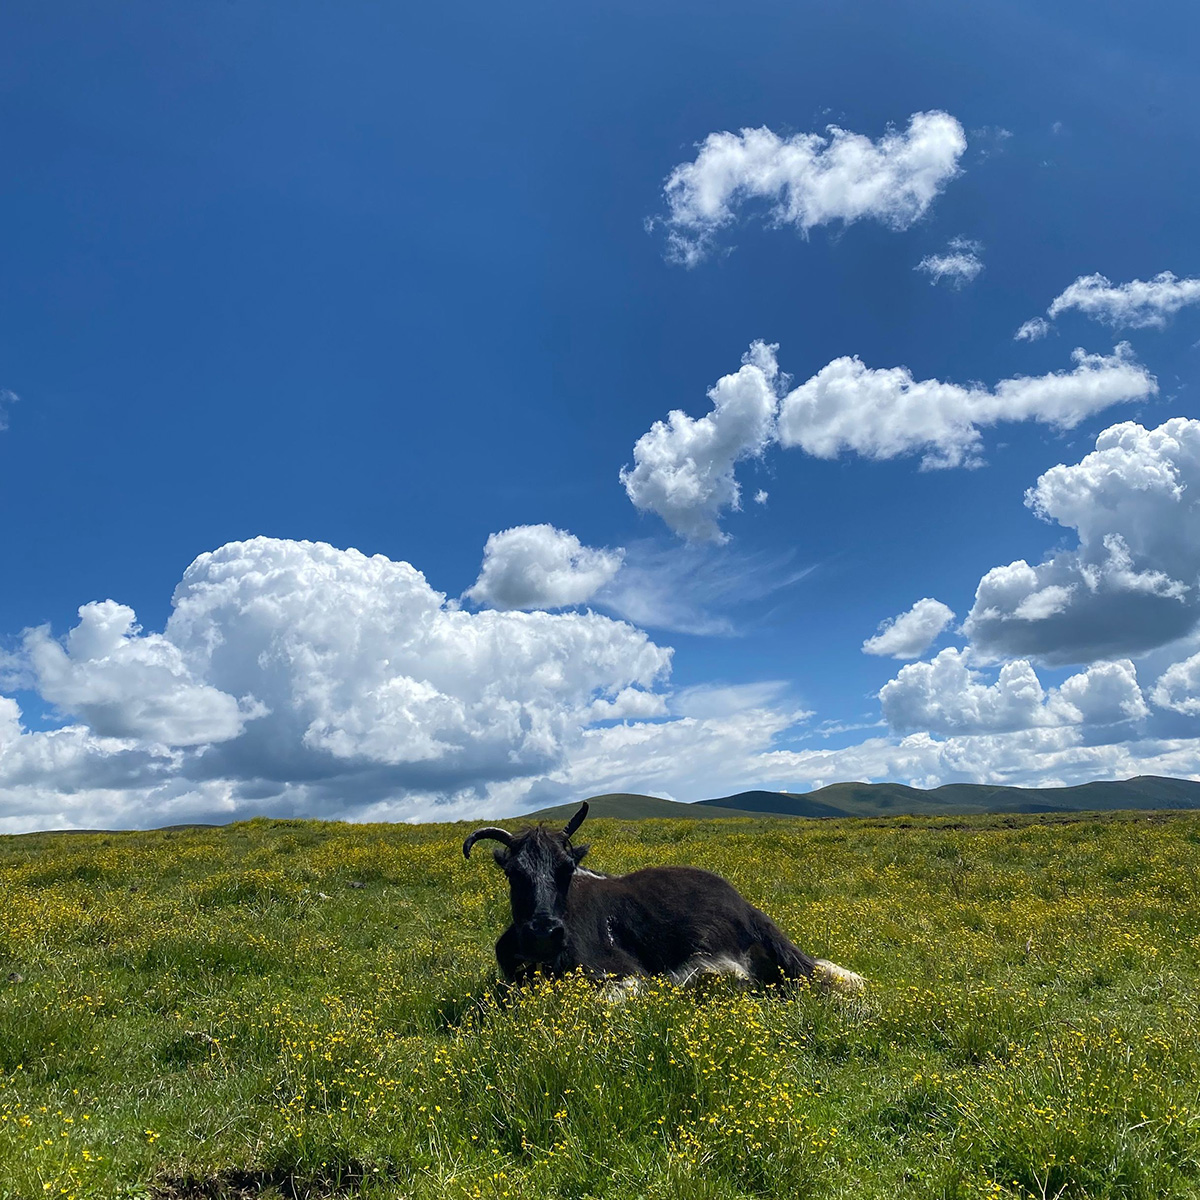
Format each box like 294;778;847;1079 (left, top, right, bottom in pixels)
463;802;864;993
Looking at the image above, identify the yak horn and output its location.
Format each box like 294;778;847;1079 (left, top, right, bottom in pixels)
463;828;514;859
563;802;589;840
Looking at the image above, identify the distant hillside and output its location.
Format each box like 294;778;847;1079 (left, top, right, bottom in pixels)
516;776;1200;825
693;790;854;819
517;793;777;823
698;775;1200;819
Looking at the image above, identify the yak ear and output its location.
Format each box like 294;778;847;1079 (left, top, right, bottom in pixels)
492;846;511;869
570;843;590;864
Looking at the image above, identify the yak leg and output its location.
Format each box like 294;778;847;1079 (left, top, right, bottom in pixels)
589;946;652;1001
743;910;816;984
495;926;533;983
745;913;866;994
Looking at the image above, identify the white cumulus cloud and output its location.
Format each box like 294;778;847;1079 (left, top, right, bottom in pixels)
1017;271;1200;340
624;342;1155;541
862;598;956;659
965;419;1200;663
0;538;681;830
1047;271;1200;329
464;524;623;610
1055;659;1151;726
620;341;781;542
165;538;672;774
760;725;1200;795
586;687;670;723
880;648;1147;735
1151;651;1200;716
25;601;257;746
659;110;966;265
6;537;1200;835
777;343;1155;470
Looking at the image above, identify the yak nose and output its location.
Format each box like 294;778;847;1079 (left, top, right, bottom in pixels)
530;915;564;939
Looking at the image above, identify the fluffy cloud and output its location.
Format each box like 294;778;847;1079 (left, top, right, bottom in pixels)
965;419;1200;663
25;601;257;745
1016;271;1200;340
587;687;670;722
620;342;780;542
862;598;956;659
1047;271;1200;329
777;343;1154;469
659;111;966;265
1150;651;1200;716
1147;652;1200;715
464;524;623;610
759;726;1200;795
1056;659;1151;725
624;340;1156;541
0;538;677;829
880;648;1147;735
516;659;1182;813
540;700;1200;805
4;536;1196;835
166;539;671;774
915;238;983;288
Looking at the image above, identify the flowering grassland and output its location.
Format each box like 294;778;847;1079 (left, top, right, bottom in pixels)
0;812;1198;1199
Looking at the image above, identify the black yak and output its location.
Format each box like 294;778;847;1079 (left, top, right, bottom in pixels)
464;802;863;992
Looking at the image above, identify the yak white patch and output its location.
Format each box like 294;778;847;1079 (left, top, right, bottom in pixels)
668;954;754;987
812;958;867;994
600;977;645;1003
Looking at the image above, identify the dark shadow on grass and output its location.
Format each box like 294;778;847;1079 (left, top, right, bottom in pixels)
151;1161;383;1199
432;975;515;1032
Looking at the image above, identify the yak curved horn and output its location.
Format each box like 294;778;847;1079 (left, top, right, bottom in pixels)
463;828;514;859
563;802;589;840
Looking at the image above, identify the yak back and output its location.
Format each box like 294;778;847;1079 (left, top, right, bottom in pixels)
566;864;785;976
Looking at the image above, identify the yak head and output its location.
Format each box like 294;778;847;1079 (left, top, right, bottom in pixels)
463;803;589;962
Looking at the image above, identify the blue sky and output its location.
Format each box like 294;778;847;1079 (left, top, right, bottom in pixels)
2;0;1200;829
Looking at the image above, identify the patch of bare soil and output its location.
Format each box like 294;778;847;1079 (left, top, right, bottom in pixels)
151;1164;380;1199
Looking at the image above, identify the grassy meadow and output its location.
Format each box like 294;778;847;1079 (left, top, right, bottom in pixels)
0;811;1198;1199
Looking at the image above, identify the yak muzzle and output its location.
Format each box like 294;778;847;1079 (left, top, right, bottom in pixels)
521;916;566;959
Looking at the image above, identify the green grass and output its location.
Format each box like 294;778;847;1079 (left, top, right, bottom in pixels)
1;811;1198;1198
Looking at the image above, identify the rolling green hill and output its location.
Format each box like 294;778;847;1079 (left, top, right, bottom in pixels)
516;775;1200;824
698;774;1200;818
517;792;775;822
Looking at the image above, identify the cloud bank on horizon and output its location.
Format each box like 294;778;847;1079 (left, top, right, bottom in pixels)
7;449;1200;832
